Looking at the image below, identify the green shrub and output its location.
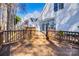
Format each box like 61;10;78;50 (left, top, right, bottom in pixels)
58;31;64;36
15;16;21;25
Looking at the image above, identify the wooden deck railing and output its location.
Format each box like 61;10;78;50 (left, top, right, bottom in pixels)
2;30;27;44
48;30;79;43
0;29;79;45
0;30;31;45
0;28;36;45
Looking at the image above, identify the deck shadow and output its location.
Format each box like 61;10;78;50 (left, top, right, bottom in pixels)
0;44;10;56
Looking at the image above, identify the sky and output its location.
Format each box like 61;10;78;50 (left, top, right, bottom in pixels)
16;3;45;18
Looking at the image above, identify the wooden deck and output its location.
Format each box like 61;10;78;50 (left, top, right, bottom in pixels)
0;30;79;56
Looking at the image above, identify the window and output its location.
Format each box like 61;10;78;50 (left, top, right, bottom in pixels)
54;3;58;12
59;3;64;9
54;3;64;12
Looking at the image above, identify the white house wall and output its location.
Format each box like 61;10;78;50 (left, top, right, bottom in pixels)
39;3;55;20
56;3;79;32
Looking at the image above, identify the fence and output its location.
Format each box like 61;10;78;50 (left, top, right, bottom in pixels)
48;30;79;43
0;29;79;45
2;30;27;44
0;27;36;45
0;30;32;45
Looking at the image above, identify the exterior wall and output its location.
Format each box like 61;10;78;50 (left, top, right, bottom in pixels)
56;3;79;32
0;4;7;30
38;3;56;31
39;18;55;31
39;3;55;20
0;3;16;30
40;3;79;32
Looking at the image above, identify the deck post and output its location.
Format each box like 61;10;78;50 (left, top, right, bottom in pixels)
46;23;49;40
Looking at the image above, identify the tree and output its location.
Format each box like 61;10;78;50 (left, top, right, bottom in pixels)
15;16;21;25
